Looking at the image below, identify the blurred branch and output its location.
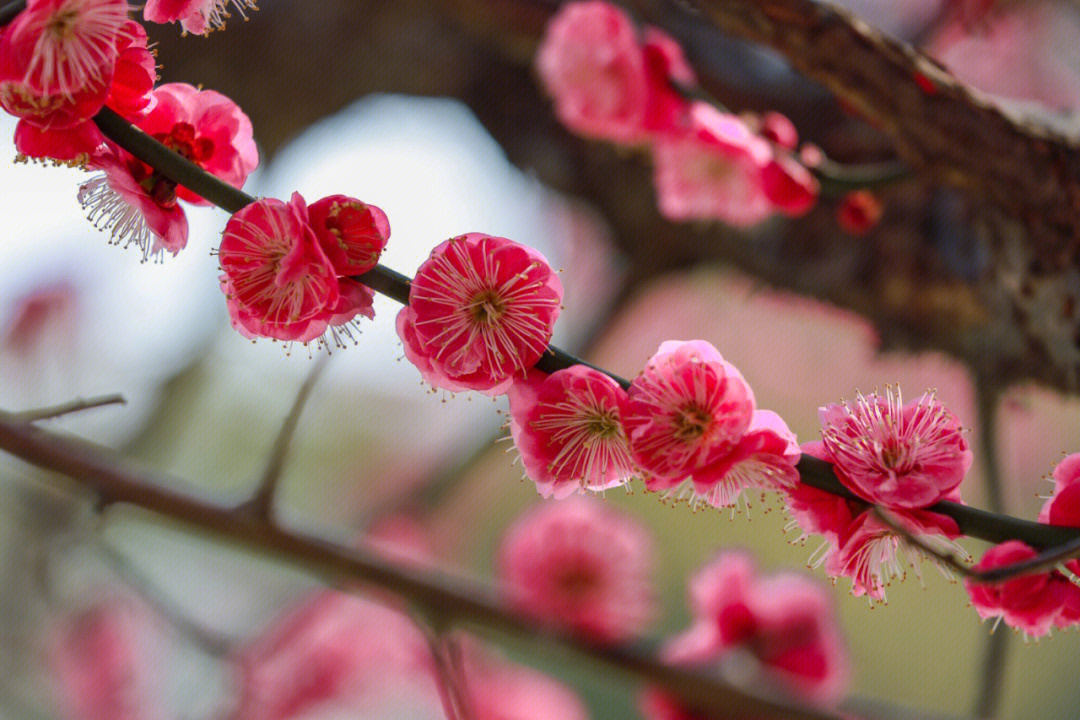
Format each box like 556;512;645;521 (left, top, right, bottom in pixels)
648;0;1080;259
95;539;233;657
13;394;126;423
242;355;330;522
0;410;840;720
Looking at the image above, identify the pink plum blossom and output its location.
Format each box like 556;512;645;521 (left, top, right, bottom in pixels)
664;551;849;704
640;26;695;136
816;388;972;510
624;340;799;509
535;1;650;144
49;599;164;720
837;189;883;235
497;498;656;643
651;102;774;226
0;0;127;119
397;233;563;396
229;591;434;720
759;111;799;150
762;155;819;218
964;540;1079;637
507;365;637;498
1038;452;1080;574
144;0;258;35
137;83;258;206
307;194;390;275
462;638;591;720
218;193;372;344
79;141;190;261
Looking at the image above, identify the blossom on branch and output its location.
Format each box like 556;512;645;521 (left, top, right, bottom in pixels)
507;365;637;498
663;551;848;704
814;388;972;510
651;103;774;227
497;498;656;643
143;0;257;35
218;193;375;345
307;194;390;275
397;233;562;396
624;340;800;509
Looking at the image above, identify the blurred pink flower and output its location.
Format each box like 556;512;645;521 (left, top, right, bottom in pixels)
815;388;972;509
398;233;563;396
230;591;434;720
218;193;351;343
497;497;656;643
759;111;798;150
965;540;1080;637
651;103;773;226
761;155;818;218
535;1;650;144
463;639;590;720
640;26;695;137
49;599;164;720
836;189;883;235
664;551;848;704
307;194;390;275
508;365;637;498
1038;452;1080;574
144;0;258;35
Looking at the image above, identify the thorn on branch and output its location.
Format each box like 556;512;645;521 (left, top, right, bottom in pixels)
13;394;127;423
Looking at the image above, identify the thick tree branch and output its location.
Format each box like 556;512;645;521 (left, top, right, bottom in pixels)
0;411;837;720
653;0;1080;259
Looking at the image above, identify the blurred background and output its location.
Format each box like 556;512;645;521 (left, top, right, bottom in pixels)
3;0;1080;718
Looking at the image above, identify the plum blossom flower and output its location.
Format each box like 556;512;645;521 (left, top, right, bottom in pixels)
143;0;258;35
230;591;434;720
762;155;819;218
78;141;190;260
397;233;563;396
623;340;799;509
964;540;1080;637
137;83;259;206
497;498;655;643
78;84;258;259
49;599;165;720
219;193;376;345
535;1;650;144
307;194;390;275
663;551;849;704
816;387;972;510
837;189;883;235
507;365;637;498
1038;452;1080;575
462;637;590;720
651;102;774;226
10;19;156;163
0;0;127;107
640;26;695;137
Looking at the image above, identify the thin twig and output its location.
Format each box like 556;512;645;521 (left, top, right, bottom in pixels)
13;394;126;423
0;410;839;720
872;508;1080;583
242;355;330;521
420;626;475;720
95;539;233;657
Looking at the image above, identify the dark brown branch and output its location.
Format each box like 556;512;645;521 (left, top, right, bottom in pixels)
13;394;127;423
0;410;838;720
872;508;1080;583
658;0;1080;258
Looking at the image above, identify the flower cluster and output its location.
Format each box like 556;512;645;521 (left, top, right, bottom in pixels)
964;453;1080;637
144;0;258;36
642;552;848;720
536;1;819;227
0;2;263;260
219;192;388;345
787;388;972;601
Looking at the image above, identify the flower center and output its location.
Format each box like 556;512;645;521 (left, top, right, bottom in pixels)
469;289;506;325
127;157;178;209
48;8;80;38
585;410;621;439
553;564;597;598
154;122;215;165
673;403;713;442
